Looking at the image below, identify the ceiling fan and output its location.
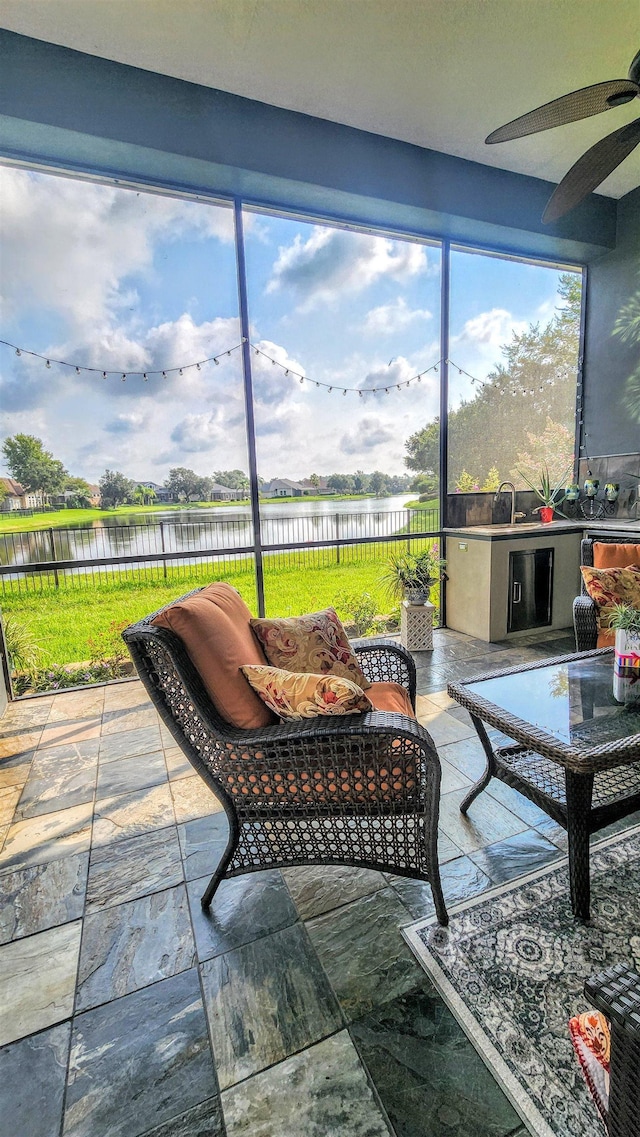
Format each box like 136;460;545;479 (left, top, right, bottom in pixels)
485;49;640;223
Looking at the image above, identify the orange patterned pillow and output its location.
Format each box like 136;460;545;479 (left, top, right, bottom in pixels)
580;565;640;630
569;1010;610;1123
241;665;372;720
250;607;371;690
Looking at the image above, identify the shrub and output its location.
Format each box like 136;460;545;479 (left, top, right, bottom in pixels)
337;592;384;637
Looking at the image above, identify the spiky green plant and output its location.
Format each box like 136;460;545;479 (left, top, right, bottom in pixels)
607;603;640;635
515;461;574;515
2;614;44;675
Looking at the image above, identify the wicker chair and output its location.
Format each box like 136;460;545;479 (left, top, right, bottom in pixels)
574;536;640;651
583;962;640;1137
123;590;448;926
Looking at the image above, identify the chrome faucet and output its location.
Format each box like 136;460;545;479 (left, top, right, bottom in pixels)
495;481;526;525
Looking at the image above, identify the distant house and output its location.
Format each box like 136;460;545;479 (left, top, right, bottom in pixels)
0;477;42;511
262;478;312;497
209;483;245;501
300;477;335;494
139;481;173;503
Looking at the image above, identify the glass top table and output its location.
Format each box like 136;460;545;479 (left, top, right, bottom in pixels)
447;649;640;919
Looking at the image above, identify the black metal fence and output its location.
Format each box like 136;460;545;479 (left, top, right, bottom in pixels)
0;508;440;593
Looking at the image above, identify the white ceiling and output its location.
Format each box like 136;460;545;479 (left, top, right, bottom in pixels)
1;0;639;198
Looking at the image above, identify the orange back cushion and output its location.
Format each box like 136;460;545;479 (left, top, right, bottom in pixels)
593;542;640;569
152;582;275;729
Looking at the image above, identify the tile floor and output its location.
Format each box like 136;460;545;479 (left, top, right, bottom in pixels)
1;627;635;1137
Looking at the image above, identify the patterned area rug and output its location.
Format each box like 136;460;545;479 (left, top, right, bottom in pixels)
404;825;640;1137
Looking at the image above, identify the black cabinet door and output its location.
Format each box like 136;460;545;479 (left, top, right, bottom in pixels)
508;548;554;632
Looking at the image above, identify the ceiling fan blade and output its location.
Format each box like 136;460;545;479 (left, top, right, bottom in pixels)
543;117;640;222
485;79;639;143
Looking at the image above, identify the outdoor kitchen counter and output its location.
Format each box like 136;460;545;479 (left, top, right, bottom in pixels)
443;519;639;642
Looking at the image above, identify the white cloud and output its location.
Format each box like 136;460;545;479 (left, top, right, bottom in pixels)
267;227;427;308
0;167;234;332
453;308;528;351
340;416;395;455
170;411;227;452
105;413;146;434
363;298;432;335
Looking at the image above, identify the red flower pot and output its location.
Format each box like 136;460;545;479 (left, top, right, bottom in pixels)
539;506;554;523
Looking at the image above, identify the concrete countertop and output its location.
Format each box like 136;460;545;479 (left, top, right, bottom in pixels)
444;519;640;541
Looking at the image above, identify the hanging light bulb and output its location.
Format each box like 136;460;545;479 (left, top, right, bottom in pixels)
75;367;81;375
102;371;107;379
121;374;127;382
299;376;304;383
196;363;201;371
143;373;148;381
214;358;220;366
15;348;21;356
179;369;183;376
46;360;51;369
162;371;167;379
343;389;347;396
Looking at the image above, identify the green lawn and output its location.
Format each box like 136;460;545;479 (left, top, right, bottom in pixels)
1;547;441;667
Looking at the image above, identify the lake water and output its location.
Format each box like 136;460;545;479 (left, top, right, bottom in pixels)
1;496;439;569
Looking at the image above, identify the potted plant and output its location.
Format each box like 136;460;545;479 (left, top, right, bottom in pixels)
516;462;573;523
381;546;445;606
607;603;640;704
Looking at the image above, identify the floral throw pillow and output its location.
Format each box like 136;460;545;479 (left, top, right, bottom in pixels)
580;565;640;630
250;607;371;690
241;665;372;720
568;1010;610;1124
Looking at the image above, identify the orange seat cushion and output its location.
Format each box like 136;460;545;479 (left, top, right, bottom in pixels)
593;542;640;569
367;681;415;719
152;582;275;730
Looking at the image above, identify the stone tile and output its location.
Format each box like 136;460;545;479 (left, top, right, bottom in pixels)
0;730;42;760
0;1022;71;1137
63;968;215;1137
389;855;492;920
306;887;422;1022
96;749;167;798
282;864;387;920
86;826;184;911
437;787;527;854
178;814;230;881
0;824;8;852
138;1097;224;1137
170;775;224;823
201;921;341;1089
102;679;148;711
0;699;51;734
38;718;101;749
485;776;555;828
76;884;195;1011
100;705;160;736
469;828;562;885
0;920;81;1045
91;783;175;847
187;869;298;961
0;852;89;944
0;802;93;870
98;723;162;764
533;815;569;851
416;699;476;746
439;755;472;794
0;750;34;789
47;687;105;723
15;744;98;820
0;785;21;826
351;986;521;1137
222;1030;390;1137
422;688;456;709
439;735;488;781
164;745;193;780
437;829;462;863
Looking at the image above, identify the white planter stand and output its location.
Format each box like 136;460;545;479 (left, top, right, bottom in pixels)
613;628;640;704
401;600;435;651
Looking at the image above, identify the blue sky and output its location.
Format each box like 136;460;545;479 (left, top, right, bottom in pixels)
0;166;579;485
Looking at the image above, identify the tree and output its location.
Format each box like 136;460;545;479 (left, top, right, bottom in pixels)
133;484;157;506
63;475;93;508
327;473;355;493
352;470;369;493
165;467;211;501
481;466;501;492
2;434;67;503
510;419;574;489
405;272;582;489
404;419;440;476
212;469;249;492
99;469;135;507
369;470;388;495
308;473;321;489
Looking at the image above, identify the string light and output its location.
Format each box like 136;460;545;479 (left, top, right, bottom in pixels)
3;338;558;399
0;338;245;380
